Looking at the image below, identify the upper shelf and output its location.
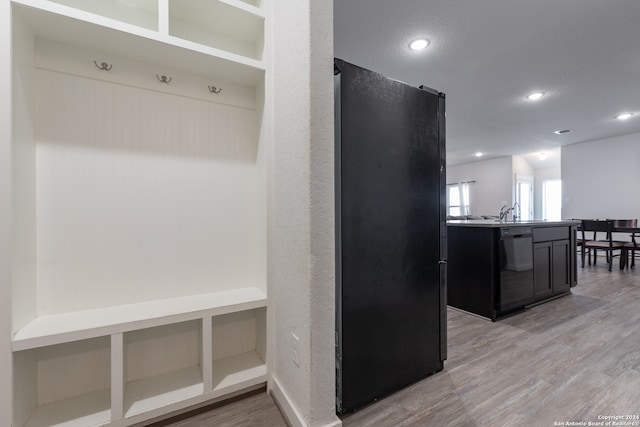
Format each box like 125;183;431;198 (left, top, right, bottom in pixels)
12;287;267;351
169;0;264;61
11;0;265;86
45;0;160;31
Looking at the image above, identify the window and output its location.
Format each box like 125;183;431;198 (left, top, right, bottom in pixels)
515;174;534;220
447;183;470;216
543;179;562;220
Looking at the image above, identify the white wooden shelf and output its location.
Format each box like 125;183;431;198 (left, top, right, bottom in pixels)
12;0;265;86
47;0;159;31
8;0;269;424
124;366;204;418
12;287;267;351
212;351;267;391
168;0;264;60
217;0;264;17
23;389;111;427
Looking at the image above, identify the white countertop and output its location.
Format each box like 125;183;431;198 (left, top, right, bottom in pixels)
447;219;580;228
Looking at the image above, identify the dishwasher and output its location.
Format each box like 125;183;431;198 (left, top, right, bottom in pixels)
498;227;534;312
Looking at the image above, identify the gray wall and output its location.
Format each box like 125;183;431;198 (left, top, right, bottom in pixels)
447;156;513;216
562;132;640;220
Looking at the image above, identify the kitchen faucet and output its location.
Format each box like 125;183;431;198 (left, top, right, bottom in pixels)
498;205;515;221
512;202;521;221
498;205;508;221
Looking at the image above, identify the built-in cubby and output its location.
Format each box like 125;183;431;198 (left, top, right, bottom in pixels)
123;321;203;418
168;0;264;60
13;337;111;427
211;308;267;391
46;0;159;30
9;0;269;425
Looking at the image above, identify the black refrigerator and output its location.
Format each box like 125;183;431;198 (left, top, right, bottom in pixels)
334;59;447;414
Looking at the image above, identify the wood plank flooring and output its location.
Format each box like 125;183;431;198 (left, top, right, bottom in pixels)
147;387;287;427
154;257;640;426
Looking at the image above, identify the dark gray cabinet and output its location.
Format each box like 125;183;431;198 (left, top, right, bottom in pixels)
448;223;577;320
533;242;554;299
533;239;570;301
532;227;572;302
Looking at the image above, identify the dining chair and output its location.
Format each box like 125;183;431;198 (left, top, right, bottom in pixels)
615;219;639;269
581;219;624;271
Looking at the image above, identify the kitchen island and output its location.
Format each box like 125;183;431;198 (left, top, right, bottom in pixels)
447;219;579;320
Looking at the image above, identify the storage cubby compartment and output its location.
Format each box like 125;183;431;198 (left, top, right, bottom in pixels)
11;17;266;329
211;308;267;391
169;0;264;60
9;0;269;424
123;321;203;417
13;337;111;427
45;0;159;30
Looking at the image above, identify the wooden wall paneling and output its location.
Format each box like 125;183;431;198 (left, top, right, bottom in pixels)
35;66;263;316
212;310;257;361
36;338;111;405
124;321;204;417
125;321;201;383
211;308;266;391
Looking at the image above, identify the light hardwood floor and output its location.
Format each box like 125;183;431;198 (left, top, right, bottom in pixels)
154;256;640;426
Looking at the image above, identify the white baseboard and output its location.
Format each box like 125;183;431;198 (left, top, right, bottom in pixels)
269;377;342;427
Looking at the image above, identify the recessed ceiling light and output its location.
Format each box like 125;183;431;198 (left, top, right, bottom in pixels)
538;152;547;160
475;152;483;157
526;92;545;101
616;112;633;120
554;129;571;135
409;38;430;51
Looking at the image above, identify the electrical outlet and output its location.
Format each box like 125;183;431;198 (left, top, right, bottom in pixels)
291;333;300;367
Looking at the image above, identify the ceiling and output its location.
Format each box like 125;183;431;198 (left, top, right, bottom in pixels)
333;0;640;168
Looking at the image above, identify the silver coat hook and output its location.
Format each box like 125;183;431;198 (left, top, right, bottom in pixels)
93;61;113;71
208;85;222;94
156;74;172;84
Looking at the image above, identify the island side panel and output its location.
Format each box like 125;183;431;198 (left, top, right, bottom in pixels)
570;225;578;287
447;226;497;319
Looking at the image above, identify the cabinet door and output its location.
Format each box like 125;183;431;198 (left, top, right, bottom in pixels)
533;242;553;300
552;240;571;293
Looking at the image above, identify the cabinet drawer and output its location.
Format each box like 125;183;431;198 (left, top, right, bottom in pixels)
533;226;569;242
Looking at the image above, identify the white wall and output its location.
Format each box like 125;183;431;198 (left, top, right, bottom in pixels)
271;1;339;426
534;167;561;220
512;155;534;177
1;1;12;425
562;132;640;219
512;155;534;219
447;156;513;216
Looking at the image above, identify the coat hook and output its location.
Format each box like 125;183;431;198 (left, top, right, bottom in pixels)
208;85;222;94
156;74;172;84
93;61;113;71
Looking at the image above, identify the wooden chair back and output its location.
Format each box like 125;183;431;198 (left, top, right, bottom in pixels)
581;219;614;242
